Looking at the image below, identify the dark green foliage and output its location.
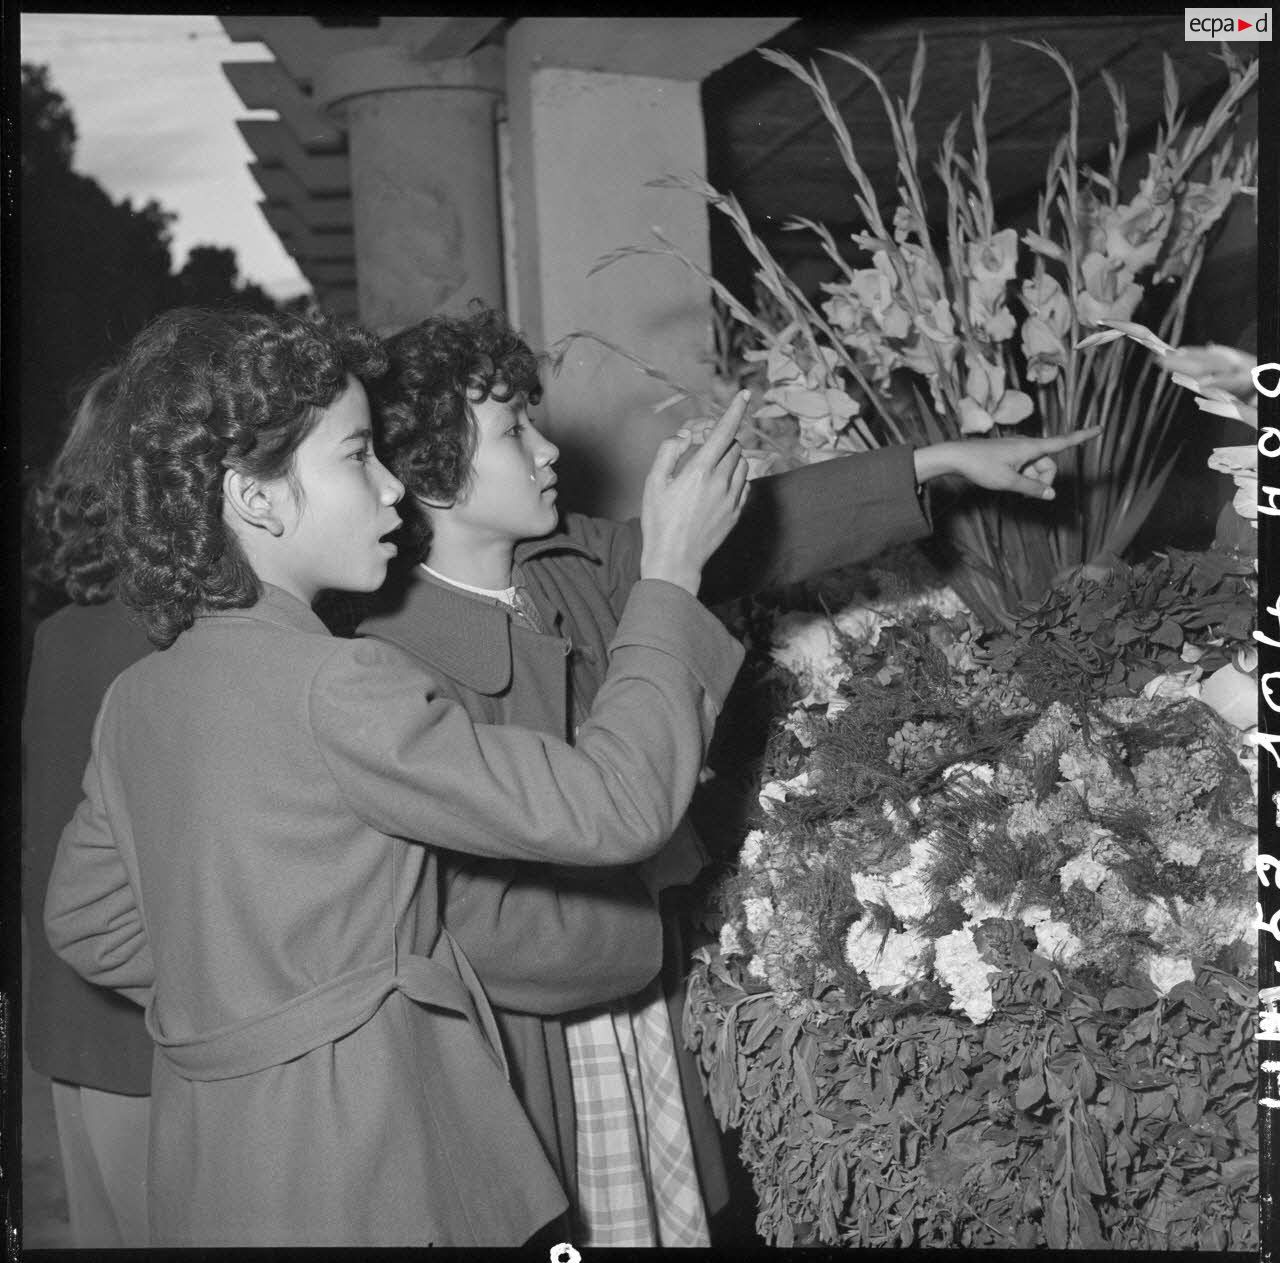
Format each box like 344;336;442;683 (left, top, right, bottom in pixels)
986;548;1256;708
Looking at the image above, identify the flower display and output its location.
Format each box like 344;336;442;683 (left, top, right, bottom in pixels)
717;630;1255;1023
684;551;1257;1250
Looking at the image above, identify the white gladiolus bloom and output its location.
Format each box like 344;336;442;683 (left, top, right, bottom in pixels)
934;928;997;1024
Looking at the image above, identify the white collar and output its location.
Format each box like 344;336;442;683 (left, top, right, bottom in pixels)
420;562;516;606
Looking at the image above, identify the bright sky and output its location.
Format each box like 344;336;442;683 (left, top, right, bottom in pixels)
20;13;309;302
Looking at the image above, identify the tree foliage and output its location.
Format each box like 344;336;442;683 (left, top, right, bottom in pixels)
20;62;285;479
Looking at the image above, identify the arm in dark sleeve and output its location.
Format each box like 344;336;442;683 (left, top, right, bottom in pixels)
698;444;932;606
441;857;663;1014
44;700;154;1007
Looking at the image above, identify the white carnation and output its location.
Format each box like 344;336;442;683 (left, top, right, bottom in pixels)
770;614;851;704
758;771;813;812
852;836;937;924
942;761;995;786
1059;854;1108;893
832;603;885;645
1146;954;1196;995
1033;918;1083;964
844;921;928;992
933;927;997;1024
719;920;745;957
744;896;775;936
739;829;766;869
1141;669;1204;705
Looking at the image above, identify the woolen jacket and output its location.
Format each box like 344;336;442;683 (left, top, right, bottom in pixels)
44;579;742;1247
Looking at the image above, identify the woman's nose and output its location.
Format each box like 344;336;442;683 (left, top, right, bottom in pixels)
536;432;559;467
377;458;405;505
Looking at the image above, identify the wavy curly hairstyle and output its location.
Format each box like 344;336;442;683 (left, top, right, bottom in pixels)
26;368;129;608
367;303;545;559
114;306;387;648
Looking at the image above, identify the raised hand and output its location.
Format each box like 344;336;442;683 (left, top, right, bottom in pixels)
914;428;1102;501
639;391;751;594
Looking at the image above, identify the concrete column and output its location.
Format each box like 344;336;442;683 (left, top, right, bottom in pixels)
504;18;793;517
319;45;505;335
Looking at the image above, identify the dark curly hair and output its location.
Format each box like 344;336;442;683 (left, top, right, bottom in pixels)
367;303;544;558
114;306;387;649
26;368;127;607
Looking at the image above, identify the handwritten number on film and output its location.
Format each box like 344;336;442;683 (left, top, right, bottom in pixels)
1255;365;1280;949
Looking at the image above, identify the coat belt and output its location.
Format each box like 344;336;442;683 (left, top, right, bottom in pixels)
148;933;502;1083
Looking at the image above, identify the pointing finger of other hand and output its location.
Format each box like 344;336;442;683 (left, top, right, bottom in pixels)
689;391;750;470
1035;426;1102;455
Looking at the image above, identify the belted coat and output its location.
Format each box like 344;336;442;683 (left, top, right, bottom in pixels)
44;579;742;1247
358;443;932;1219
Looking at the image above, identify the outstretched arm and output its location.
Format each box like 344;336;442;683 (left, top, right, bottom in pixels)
912;428;1102;501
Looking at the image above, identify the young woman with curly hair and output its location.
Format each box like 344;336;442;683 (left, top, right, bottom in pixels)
43;304;753;1246
357;303;1101;1247
23;368;155;1246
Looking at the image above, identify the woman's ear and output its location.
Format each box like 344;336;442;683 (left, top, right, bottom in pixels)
223;468;286;537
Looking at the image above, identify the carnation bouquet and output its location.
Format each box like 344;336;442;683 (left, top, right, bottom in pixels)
685;555;1257;1249
566;39;1257;627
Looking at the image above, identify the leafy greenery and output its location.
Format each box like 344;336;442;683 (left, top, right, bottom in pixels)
984;546;1256;708
686;952;1256;1249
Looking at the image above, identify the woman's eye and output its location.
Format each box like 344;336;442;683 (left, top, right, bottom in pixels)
507;423;525;437
351;448;370;463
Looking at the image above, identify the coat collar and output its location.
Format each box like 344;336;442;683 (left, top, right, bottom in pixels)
361;567;516;696
514;523;600;566
359;524;600;696
194;582;332;637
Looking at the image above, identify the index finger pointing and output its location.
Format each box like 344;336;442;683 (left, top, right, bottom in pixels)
1036;426;1103;453
689;391;750;469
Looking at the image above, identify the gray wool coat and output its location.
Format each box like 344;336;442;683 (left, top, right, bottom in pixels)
44;579;742;1247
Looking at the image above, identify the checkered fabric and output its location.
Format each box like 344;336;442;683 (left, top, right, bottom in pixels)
564;978;710;1247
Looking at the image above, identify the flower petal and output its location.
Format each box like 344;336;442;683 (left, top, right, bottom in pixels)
993;390;1035;425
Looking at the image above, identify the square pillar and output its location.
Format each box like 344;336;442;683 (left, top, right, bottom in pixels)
504;18;793;516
